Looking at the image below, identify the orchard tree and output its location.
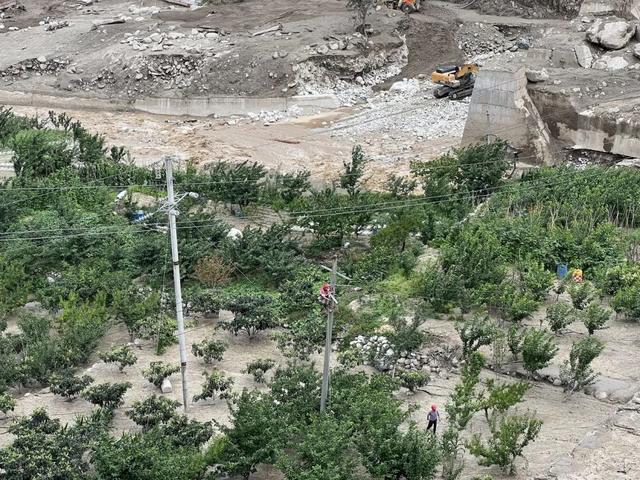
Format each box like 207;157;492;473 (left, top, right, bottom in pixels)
191;337;227;364
546;302;575;334
559;337;605;394
219;294;279;337
98;345;137;372
243;358;276;383
398;370;430;393
446;352;484;430
582;302;611;335
142;362;180;389
478;379;530;422
468;412;542;474
126;395;180;430
160;414;213;448
521;329;558;376
49;370;94;400
340;144;368;197
455;313;496;358
0;391;15;415
507;325;523;360
194;254;233;288
206;160;266;214
193;370;234;403
567;281;596;310
82;382;131;409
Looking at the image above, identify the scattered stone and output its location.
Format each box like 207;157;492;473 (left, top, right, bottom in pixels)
574;44;593;68
592;55;629;70
525;67;549;82
161;378;173;394
634;43;640;59
316;45;329;55
586;20;636;50
45;20;69;31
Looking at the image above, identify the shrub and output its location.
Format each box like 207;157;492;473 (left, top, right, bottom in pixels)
385;423;441;479
161;415;214;447
468;412;542;474
98;345;137;372
446;352;484;430
520;261;554;301
567;282;596;310
193;370;234;403
581;302;611;335
219;294;279;337
49;370;94;399
0;392;16;414
398;371;430;393
340;144;368;197
507;325;523;360
559;337;605;393
546;302;575;334
126;395;180;430
521;329;558;375
205;160;266;212
478;379;530;422
455;313;496;358
191;338;227;364
10;129;75;178
193;254;233;288
243;358;276;383
485;280;538;323
82;382;131;409
611;284;640;321
142;362;180;389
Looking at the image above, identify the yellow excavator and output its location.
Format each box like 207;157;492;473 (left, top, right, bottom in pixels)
431;63;479;100
385;0;421;13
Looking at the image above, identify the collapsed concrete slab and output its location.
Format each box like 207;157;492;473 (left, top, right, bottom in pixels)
461;65;553;164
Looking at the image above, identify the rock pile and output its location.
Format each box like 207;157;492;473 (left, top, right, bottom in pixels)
0;57;69;78
350;335;396;371
586;19;636;49
121;28;226;53
455;23;528;57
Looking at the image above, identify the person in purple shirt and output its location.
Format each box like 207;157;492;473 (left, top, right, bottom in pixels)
427;404;440;434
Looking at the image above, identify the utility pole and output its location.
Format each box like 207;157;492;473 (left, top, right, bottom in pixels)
165;156;189;411
320;255;338;412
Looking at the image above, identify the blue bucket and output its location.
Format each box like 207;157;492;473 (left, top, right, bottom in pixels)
556;263;568;279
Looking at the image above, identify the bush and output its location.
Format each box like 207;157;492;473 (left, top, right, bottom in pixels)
567;282;596;310
521;329;558;375
193;254;233;288
484;280;538;323
243;358;276;383
161;415;214;448
581;302;611;335
398;371;430;393
520;261;554;301
219;293;279;337
193;370;234;403
205;160;266;212
142;362;180;389
546;302;575;334
468;412;542;474
49;370;94;399
126;395;180;430
0;392;16;414
57;293;109;365
98;345;138;372
340;144;368;197
559;337;605;393
455;313;496;358
611;284;640;321
385;423;441;479
478;379;530;422
446;352;484;430
507;325;523;360
10;129;75;178
82;382;131;409
191;337;227;364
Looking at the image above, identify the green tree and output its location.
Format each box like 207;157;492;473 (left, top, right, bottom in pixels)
193;370;234;403
340;144;368;197
559;337;605;393
49;370;94;400
219;294;279;337
521;329;558;376
142;362;180;389
126;395;180;430
567;282;595;310
546;302;575;334
98;345;138;372
520;261;554;301
385;423;441;480
455;313;496;358
467;412;542;474
206;160;266;213
507;325;523;360
82;382;131;409
243;358;276;383
161;415;213;448
0;391;16;415
581;302;611;335
385;173;417;197
446;352;484;430
191;337;227;364
398;371;430;393
10;129;75;178
478;379;530;422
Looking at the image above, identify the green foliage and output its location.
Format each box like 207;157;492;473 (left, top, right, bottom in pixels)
398;370;430;393
193;370;234;403
455;313;496;357
483;279;538;323
478;379;530;422
160;415;214;448
567;281;596;310
507;325;523;360
98;345;138;372
0;391;16;414
519;261;554;301
263;169;311;206
243;358;276;383
142;362;180;389
191;337;227;364
0;106;42;146
219;293;279;337
275;310;326;360
82;382;131;409
10;129;75;178
418;261;464;313
441;427;465;480
385;173;417;197
92;431;206;480
49;370;94;399
559;336;605;393
383;423;441;480
205;160;265;211
546;302;575;334
126;395;180;430
521;328;558;375
467;412;542;474
446;352;484;430
340;144;368;197
581;302;611;335
611;284;640;321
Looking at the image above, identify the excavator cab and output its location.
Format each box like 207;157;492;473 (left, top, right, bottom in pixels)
431;63;479;100
385;0;421;13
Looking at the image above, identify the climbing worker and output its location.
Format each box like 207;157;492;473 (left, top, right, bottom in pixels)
427;404;440;434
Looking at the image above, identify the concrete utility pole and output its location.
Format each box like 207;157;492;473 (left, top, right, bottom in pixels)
320;256;338;413
165;156;189;411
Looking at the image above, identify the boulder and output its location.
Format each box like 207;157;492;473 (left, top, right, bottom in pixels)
161;378;173;394
634;43;640;58
226;227;243;240
574;44;594;67
525;68;549;82
593;55;629;70
586;20;636;49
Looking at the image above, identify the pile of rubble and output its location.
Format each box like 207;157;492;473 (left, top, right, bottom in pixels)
120;27;227;53
456;23;531;58
350;335;396;371
0;56;69;79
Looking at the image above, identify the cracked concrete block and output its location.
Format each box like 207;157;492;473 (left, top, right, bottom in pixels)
575;44;594;67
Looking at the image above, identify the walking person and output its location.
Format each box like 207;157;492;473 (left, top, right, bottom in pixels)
427;404;439;434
